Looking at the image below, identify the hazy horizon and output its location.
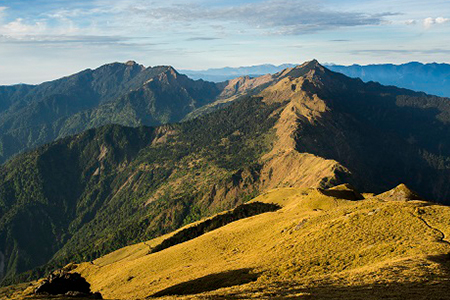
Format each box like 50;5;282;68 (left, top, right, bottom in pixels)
2;59;450;86
0;0;449;85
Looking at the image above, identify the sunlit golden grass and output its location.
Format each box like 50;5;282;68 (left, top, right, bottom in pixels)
14;185;450;299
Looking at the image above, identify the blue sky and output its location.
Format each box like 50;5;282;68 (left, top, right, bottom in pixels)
0;0;449;84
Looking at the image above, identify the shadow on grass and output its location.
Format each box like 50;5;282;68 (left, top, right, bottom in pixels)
270;254;450;300
427;253;450;266
277;281;450;300
148;269;259;298
150;202;281;254
149;254;450;299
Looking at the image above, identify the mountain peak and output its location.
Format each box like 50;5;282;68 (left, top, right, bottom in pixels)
165;65;179;74
303;59;320;67
125;60;138;66
376;184;424;201
279;59;326;80
297;59;325;72
124;60;146;71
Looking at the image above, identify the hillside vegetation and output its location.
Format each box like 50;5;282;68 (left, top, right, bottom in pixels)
1;60;450;288
10;184;450;299
0;61;267;164
0;96;285;285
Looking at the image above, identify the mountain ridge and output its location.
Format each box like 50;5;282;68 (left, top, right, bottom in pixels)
182;61;450;97
1;60;450;288
10;183;450;300
0;62;226;164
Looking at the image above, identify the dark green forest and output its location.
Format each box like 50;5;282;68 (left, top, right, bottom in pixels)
1;62;450;287
0;95;282;285
0;62;222;164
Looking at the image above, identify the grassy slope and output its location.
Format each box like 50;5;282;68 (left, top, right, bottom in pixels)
3;61;450;289
0;95;288;285
41;185;450;300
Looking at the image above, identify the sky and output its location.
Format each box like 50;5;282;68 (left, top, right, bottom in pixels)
0;0;449;85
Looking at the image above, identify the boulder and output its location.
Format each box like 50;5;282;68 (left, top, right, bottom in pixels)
34;269;101;298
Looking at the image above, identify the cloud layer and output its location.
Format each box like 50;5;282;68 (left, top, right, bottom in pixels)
0;0;396;41
131;0;393;35
0;0;448;84
423;16;450;28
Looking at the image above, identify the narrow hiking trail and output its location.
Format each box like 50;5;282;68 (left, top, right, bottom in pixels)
414;208;450;247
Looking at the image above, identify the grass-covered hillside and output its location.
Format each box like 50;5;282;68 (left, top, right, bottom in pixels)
10;184;450;299
0;95;285;285
1;60;450;288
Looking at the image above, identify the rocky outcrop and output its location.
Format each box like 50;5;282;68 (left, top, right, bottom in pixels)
376;184;424;201
218;74;275;99
34;268;102;298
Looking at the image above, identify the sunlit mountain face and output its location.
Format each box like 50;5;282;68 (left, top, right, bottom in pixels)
1;61;450;292
183;62;450;97
0;0;449;299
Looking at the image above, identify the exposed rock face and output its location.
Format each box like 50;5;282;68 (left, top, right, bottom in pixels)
218;74;275;99
34;268;101;298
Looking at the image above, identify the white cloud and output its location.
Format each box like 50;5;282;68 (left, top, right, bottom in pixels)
423;17;434;28
0;0;449;85
46;8;103;20
436;17;450;24
423;17;449;29
0;0;397;44
128;0;395;35
2;18;46;34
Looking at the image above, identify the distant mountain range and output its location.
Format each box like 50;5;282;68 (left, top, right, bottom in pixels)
2;60;448;164
2;60;450;287
182;62;450;97
181;64;296;83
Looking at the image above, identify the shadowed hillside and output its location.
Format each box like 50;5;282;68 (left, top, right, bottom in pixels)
1;60;450;288
0;62;267;164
